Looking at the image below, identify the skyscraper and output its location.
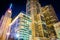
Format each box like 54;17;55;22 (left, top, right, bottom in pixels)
0;4;12;40
41;5;59;38
8;12;32;40
26;0;46;40
17;13;32;40
26;0;41;16
26;0;59;39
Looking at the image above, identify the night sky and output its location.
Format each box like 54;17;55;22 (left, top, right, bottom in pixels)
0;0;60;20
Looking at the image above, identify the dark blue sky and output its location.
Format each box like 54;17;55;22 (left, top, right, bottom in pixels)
0;0;60;20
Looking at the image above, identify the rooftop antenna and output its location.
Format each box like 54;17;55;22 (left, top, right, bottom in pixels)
9;3;12;9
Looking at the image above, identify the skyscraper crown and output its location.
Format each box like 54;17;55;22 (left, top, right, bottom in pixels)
5;3;12;17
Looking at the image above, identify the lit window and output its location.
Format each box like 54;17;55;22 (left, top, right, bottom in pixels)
27;21;30;24
46;17;49;19
21;22;24;24
50;16;53;18
20;26;24;29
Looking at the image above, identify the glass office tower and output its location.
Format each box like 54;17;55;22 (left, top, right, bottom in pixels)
17;13;32;40
26;0;49;40
9;13;32;40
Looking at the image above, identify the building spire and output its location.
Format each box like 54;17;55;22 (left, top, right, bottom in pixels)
5;3;12;17
9;3;12;9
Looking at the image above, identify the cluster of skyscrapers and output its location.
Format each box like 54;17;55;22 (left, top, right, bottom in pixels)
0;0;60;40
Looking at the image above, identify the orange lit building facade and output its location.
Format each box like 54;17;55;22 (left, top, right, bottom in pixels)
41;5;59;38
26;0;59;40
0;6;12;40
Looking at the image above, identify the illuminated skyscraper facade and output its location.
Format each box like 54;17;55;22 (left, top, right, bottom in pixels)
0;4;12;40
26;0;47;40
41;5;59;38
9;13;32;40
17;13;32;40
0;0;59;40
26;0;41;16
26;0;59;40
